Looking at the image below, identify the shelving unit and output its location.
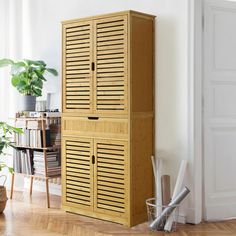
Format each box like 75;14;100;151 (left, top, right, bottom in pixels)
10;115;61;208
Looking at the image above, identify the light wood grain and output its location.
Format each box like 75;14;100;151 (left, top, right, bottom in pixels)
62;11;155;227
4;191;236;236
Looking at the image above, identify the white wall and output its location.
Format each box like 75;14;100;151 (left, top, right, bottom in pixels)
22;0;189;179
2;0;194;222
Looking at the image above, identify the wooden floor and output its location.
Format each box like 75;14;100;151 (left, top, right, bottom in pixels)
1;191;236;236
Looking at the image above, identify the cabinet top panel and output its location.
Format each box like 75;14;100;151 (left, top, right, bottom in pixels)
61;10;156;25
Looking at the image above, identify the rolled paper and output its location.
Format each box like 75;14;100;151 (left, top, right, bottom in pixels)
150;156;163;217
164;160;187;231
151;156;157;184
149;187;190;231
156;159;163;217
161;175;171;206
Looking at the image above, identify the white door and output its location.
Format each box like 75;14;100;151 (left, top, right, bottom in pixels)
204;0;236;220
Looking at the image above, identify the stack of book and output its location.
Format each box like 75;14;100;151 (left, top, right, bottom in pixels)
13;149;34;175
34;151;61;177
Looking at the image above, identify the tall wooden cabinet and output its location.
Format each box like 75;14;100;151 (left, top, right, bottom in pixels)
61;10;155;227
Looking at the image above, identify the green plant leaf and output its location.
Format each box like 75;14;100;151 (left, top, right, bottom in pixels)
33;88;42;96
25;59;46;67
0;142;5;153
11;127;23;134
11;75;20;87
0;58;14;67
32;78;43;89
34;69;47;81
17;80;27;89
46;68;58;76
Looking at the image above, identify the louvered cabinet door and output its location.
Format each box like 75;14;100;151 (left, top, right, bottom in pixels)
94;139;128;218
94;16;128;114
63;137;94;210
63;21;93;113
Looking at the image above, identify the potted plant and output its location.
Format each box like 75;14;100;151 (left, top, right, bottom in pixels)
0;121;22;213
0;59;58;111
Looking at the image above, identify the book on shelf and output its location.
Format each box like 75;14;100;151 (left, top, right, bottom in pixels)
13;149;34;175
13;150;61;177
15;129;51;148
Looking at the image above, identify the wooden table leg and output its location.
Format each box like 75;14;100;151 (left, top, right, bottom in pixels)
10;173;15;199
30;176;33;196
45;178;50;208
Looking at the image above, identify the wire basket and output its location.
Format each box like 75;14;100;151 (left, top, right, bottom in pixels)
146;198;179;232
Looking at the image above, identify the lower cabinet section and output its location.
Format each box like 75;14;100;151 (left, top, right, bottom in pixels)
62;136;129;225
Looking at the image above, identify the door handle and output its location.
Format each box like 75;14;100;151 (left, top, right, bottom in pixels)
92;155;95;164
88;117;99;120
91;62;95;71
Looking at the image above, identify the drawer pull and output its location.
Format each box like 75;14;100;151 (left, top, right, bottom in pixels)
88;117;99;120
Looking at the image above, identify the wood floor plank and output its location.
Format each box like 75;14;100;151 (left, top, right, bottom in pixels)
3;191;236;235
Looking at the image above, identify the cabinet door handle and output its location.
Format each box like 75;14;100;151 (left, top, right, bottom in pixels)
88;117;99;120
92;155;95;164
91;62;95;71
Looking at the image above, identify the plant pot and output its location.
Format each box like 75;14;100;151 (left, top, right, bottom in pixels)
19;95;36;111
0;176;7;213
0;186;7;213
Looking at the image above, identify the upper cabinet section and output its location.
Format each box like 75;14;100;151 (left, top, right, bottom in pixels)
63;20;93;112
94;16;128;113
62;11;155;116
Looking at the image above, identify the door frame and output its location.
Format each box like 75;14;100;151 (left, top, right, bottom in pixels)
188;0;232;224
187;0;204;224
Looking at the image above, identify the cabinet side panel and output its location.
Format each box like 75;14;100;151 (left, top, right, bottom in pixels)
130;116;154;226
131;16;154;112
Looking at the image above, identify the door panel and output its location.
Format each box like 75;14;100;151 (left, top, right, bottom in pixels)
63;137;93;210
94;16;128;114
204;0;236;220
63;21;93;113
94;139;128;217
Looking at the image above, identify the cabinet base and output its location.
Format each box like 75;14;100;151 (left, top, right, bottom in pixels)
62;204;130;226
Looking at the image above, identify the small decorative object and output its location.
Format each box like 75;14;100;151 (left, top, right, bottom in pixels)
35;100;47;111
0;58;58;111
0;175;8;213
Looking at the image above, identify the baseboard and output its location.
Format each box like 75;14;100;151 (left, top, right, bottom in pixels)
185;207;201;224
178;214;186;224
205;203;236;221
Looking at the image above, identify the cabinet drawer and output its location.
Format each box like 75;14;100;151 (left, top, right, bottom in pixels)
62;117;128;139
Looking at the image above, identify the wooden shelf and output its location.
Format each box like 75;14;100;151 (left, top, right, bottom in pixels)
13;145;60;150
13;172;61;179
11;115;61;209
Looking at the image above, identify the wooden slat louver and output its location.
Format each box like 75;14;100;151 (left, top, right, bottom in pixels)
65;139;93;209
62;11;155;226
95;141;127;215
94;16;127;112
64;22;92;111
